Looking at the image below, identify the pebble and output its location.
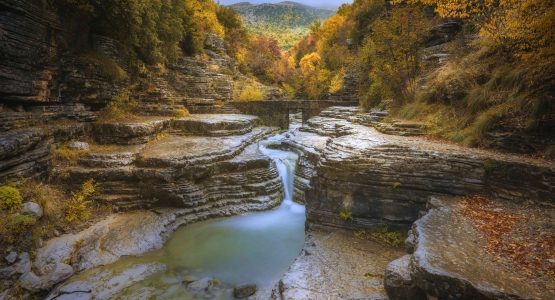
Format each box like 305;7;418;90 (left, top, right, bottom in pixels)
5;252;17;264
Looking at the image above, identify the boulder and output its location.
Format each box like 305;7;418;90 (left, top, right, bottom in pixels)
384;255;425;300
45;262;165;300
187;277;214;292
392;197;555;300
22;202;43;218
233;284;257;298
14;253;31;274
275;229;404;299
20;263;74;292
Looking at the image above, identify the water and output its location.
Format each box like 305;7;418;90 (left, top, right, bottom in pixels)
60;131;306;299
162;138;305;287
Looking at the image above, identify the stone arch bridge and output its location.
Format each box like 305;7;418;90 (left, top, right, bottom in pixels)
229;100;358;129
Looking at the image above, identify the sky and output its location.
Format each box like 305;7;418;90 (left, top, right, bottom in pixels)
218;0;353;10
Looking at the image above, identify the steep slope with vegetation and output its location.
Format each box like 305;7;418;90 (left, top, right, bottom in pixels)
276;0;554;157
229;1;333;49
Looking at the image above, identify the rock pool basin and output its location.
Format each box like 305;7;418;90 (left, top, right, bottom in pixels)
47;133;306;299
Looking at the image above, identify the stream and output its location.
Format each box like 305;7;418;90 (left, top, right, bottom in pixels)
51;127;306;299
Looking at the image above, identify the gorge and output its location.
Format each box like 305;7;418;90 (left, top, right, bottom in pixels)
1;0;554;300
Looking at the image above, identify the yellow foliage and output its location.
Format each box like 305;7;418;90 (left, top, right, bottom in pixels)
299;52;321;76
281;83;297;100
407;0;555;65
173;108;190;118
0;186;22;212
235;80;266;101
185;0;225;37
329;68;345;94
64;179;97;224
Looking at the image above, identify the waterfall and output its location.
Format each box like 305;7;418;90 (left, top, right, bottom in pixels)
258;130;302;210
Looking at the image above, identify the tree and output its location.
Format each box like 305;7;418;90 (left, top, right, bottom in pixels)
245;35;282;81
361;6;431;105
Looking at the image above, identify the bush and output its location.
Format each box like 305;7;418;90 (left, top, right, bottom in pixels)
235;81;266;101
80;52;128;82
0;213;37;244
97;89;139;121
0;186;22;212
64;179;97;224
173;108;190;118
339;208;352;221
19;181;65;221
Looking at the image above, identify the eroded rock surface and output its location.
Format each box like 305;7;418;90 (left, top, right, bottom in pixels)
274;229;404;299
385;197;555;300
60;114;282;210
0;113;286;294
284;107;554;231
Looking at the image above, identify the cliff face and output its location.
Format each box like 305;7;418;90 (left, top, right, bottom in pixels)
0;0;282;182
0;0;61;103
0;0;127;107
284;107;554;231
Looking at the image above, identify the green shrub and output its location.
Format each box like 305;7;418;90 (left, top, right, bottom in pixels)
80;52;128;82
0;186;22;212
0;213;37;244
97;89;139;122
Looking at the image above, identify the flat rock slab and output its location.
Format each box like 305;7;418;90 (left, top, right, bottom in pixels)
137;127;273;167
406;197;555;300
276;228;404;299
172;114;259;136
93;117;171;145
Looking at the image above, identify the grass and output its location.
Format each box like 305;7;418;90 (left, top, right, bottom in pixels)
97;89;140;122
80;51;128;82
53;144;88;163
0;179;100;252
381;36;554;156
354;227;406;247
339;208;353;221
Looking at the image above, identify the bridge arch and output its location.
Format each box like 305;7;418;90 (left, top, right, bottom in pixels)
229;100;358;129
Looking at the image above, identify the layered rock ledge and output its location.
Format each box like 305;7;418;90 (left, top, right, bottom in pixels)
2;114;285;295
384;197;555;300
284;107;554;231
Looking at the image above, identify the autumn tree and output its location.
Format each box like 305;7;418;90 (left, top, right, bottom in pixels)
404;0;555;65
359;6;431;107
244;35;282;82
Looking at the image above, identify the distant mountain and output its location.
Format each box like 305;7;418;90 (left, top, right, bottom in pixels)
229;1;334;49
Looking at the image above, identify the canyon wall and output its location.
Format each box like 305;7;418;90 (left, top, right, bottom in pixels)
285;107;554;231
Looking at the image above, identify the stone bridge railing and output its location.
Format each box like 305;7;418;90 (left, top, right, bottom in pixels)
229;100;358;129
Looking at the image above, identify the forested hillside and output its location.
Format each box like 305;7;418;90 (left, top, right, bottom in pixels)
270;0;554;156
229;1;333;49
